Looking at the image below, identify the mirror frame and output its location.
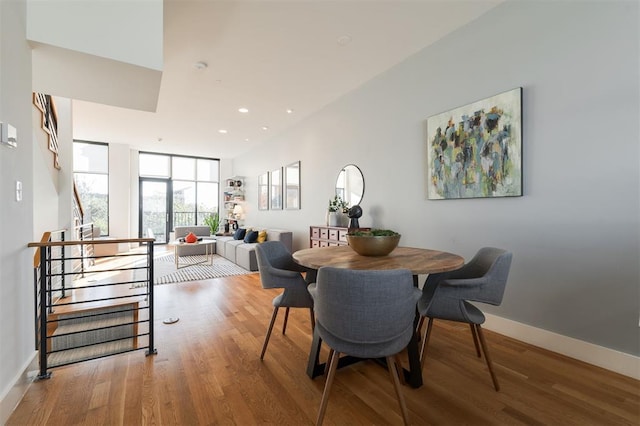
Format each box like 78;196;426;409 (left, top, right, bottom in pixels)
285;161;301;210
258;172;269;210
336;164;365;207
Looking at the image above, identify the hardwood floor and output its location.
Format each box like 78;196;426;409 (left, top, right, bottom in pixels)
8;273;639;425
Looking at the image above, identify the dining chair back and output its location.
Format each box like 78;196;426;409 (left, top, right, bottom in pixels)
255;241;315;360
309;266;421;425
418;246;512;391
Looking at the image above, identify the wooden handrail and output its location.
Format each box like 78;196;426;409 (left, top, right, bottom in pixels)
73;181;84;218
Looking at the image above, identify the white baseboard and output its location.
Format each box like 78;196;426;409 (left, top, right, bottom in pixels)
484;314;640;380
0;352;38;425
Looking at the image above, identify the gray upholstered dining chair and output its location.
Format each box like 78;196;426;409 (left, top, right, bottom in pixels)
417;247;512;391
255;241;315;360
308;267;421;426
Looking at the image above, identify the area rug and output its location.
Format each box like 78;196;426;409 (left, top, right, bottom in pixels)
146;254;254;285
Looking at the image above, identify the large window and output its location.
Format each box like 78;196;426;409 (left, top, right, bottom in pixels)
139;153;219;237
73;141;109;235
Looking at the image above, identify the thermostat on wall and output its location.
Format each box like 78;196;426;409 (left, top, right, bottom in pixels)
0;122;17;148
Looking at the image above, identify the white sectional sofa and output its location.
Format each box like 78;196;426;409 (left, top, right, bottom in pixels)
216;228;292;271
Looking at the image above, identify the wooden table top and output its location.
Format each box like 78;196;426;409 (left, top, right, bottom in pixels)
293;246;464;275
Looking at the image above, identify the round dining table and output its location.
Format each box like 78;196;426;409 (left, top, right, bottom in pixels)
293;245;464;388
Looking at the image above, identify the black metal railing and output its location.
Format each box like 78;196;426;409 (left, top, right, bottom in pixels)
29;236;156;379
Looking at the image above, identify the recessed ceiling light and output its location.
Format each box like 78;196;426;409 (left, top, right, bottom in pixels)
261;126;269;131
245;138;250;142
286;108;294;114
218;129;227;134
194;61;208;70
238;107;249;113
336;34;352;46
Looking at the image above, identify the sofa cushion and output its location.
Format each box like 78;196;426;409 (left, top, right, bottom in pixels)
215;236;233;257
236;243;258;271
233;228;247;240
257;230;267;243
224;239;246;263
244;230;259;243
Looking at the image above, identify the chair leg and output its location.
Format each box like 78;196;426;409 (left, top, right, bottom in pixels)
309;308;316;332
416;316;425;337
316;349;340;426
394;354;406;386
475;324;500;391
282;307;290;334
470;324;481;357
386;355;410;426
324;348;334;376
420;317;434;370
260;307;279;360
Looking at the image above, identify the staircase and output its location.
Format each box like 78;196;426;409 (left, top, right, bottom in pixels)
29;236;156;379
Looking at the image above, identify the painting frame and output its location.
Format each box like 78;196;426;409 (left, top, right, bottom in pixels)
285;161;301;210
426;87;523;200
258;172;269;210
270;167;283;210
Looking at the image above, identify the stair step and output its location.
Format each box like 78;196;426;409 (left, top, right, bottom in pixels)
48;339;134;367
50;303;137;352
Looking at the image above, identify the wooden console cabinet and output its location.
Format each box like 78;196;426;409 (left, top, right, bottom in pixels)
309;225;348;248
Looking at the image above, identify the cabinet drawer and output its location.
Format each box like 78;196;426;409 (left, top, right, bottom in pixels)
320;228;329;239
338;230;348;242
328;229;339;241
311;240;320;248
311;227;320;238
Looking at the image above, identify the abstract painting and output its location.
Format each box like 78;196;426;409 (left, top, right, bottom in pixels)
427;87;522;199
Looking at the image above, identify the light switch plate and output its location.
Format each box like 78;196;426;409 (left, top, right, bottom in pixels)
1;122;17;148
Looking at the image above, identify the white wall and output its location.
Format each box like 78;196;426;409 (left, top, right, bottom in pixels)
26;0;163;70
0;0;37;421
234;1;639;357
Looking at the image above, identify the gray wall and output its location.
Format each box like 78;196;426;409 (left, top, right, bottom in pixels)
234;1;639;356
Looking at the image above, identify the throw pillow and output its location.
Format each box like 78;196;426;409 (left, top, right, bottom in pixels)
244;230;259;243
233;228;247;240
257;230;267;243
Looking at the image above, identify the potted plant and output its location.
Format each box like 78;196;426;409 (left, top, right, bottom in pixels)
204;212;221;236
346;229;401;256
327;195;349;227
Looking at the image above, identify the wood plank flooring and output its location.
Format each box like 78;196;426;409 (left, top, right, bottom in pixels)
8;273;639;425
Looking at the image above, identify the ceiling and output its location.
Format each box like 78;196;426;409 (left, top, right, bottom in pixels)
70;1;501;159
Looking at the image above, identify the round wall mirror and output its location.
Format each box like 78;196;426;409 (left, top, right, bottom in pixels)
336;164;364;207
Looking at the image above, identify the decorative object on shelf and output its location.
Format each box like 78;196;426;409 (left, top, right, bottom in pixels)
224;176;245;224
203;212;220;235
270;167;283;210
347;205;363;230
258;172;269;210
327;195;349;227
233;204;244;220
185;232;198;243
285;161;301;210
427;87;522;200
345;229;401;256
